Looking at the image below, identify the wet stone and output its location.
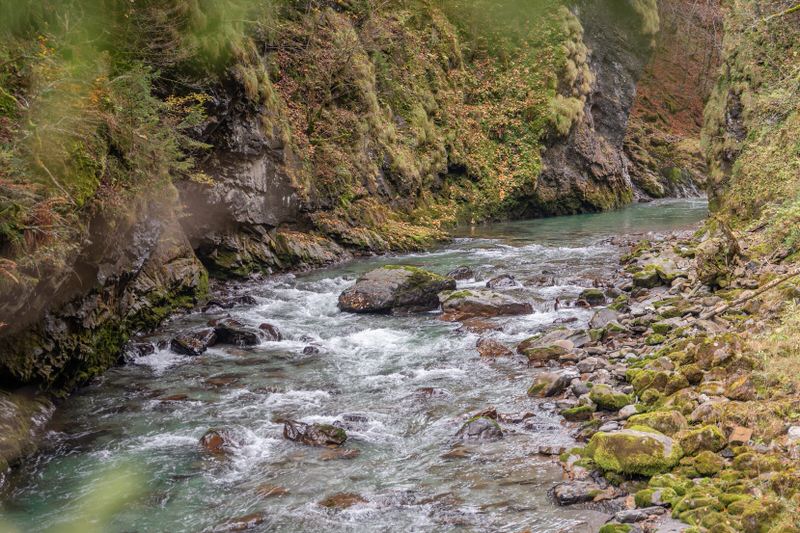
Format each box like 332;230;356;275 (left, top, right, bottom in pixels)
200;429;236;454
171;328;217;356
256;484;289;498
476;338;513;358
258;323;283;341
485;274;519;289
283;420;347;447
455;416;503;441
221;512;265;531
319;492;367;509
211;318;261;347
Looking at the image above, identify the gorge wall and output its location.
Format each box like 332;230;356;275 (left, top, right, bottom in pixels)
0;0;668;404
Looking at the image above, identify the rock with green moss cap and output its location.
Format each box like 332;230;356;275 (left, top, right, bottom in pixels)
561;404;595;422
626;410;688;436
579;288;606;306
338;265;455;314
598;524;632;533
677;425;726;455
440;289;533;320
694;450;725;476
586;427;683;476
590;384;632;411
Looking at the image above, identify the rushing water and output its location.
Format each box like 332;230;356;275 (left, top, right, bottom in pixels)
0;199;708;533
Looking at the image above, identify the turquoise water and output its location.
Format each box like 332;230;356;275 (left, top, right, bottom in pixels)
0;199;707;532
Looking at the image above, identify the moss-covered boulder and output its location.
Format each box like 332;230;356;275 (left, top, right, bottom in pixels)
579;288;606;306
626;410;688;436
586;427;683;476
589;384;632;411
561;404;595;422
677;425;726;455
338;266;455;314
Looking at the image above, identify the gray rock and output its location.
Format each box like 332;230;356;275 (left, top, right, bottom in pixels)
552;480;606;505
441;289;532;320
339;266;455;314
589;308;619;330
485;274;519;289
615;506;667;523
528;372;571;398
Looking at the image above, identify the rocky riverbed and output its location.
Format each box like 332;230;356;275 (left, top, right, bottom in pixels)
6;199;761;533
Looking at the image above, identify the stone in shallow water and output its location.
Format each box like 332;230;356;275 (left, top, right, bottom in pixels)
476;338;513;358
338;265;455;314
527;372;570;398
200;429;236;454
221;512;265;531
455;416;503;441
258;322;282;341
171;328;217;356
283;420;347;447
485;274;519;289
256;483;289;498
319;492;367;509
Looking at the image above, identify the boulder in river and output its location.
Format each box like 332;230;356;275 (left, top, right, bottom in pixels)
338;266;455;314
283;420;347;447
200;428;237;454
171;328;218;356
485;274;519;289
440;289;532;320
210;318;261;346
446;265;475;280
258;323;282;341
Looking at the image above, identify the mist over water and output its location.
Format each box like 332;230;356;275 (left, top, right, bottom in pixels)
0;199;707;532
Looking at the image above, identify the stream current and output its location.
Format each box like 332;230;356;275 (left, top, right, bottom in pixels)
1;199;707;532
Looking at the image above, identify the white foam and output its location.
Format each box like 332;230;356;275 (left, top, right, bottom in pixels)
132;348;190;375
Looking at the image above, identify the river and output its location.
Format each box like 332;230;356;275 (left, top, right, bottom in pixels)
0;199;708;532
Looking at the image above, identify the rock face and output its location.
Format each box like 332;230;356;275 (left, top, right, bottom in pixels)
0;391;54;476
523;0;657;218
338;266;455;314
282;420;347;447
440;290;533;320
0;189;208;392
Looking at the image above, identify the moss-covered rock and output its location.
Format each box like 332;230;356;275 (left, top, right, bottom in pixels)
677;425;726;456
589;384;633;411
561;404;595;422
338;266;456;314
694;450;725;476
586;427;683;476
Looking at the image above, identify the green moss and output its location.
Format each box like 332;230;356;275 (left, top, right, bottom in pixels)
646;333;667;345
598;525;631;533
